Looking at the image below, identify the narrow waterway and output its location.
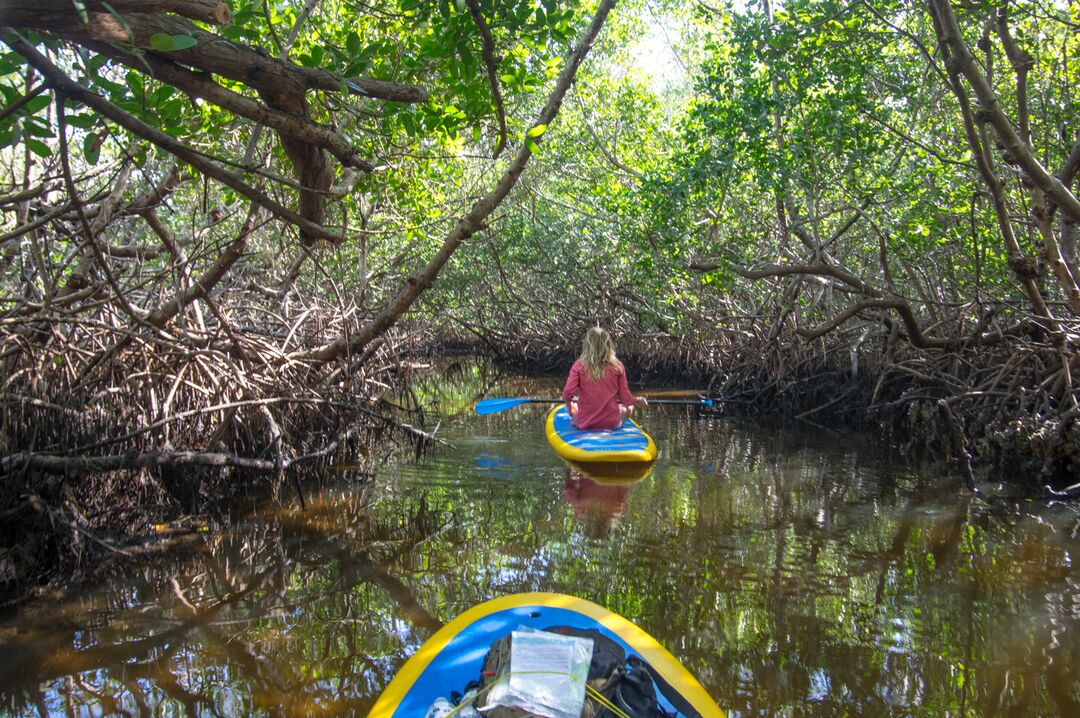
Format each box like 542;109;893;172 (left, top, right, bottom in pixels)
2;360;1079;716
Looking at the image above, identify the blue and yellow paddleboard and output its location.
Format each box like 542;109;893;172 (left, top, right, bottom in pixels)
545;405;658;464
367;592;723;718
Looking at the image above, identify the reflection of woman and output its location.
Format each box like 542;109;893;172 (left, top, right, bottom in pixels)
564;470;630;539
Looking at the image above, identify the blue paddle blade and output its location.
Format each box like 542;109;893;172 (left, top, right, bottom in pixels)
474;398;559;415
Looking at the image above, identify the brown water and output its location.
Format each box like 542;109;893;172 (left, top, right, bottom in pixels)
2;361;1079;716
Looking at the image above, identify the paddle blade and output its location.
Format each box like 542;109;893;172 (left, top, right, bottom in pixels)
474;398;533;415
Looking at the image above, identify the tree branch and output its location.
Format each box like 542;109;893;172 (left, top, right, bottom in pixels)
1;449;277;475
1059;137;1080;187
925;0;1053;320
25;11;426;104
77;40;373;173
144;202;264;328
6;7;422;241
730;261;883;298
928;0;1080;224
5;33;343;242
0;0;233;26
465;0;508;158
575;94;642;178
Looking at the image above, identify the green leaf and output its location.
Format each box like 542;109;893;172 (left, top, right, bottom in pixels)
160;98;184;123
125;70;144;97
526;124;547;138
172;34;198;51
72;0;89;23
23;94;52;115
149;33;174;52
23;120;54;138
525;138;540;154
149;33;198;52
346;32;361;56
25;137;52;158
83;132;100;165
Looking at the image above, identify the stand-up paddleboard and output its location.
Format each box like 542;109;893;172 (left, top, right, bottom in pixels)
367;592;723;718
545;406;657;464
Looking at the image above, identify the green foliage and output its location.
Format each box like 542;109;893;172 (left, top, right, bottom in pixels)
419;0;1080;347
628;0;1066;317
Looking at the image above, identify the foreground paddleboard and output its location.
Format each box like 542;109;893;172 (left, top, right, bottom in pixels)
367;592;723;718
545;406;658;463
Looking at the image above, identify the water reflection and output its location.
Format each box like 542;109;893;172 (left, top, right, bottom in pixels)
0;360;1079;716
563;469;634;539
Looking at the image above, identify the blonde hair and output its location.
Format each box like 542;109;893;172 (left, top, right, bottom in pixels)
579;327;619;380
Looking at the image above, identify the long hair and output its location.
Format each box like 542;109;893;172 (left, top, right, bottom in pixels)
579;327;619;380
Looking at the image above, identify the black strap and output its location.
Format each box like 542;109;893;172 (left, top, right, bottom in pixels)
630;655;703;718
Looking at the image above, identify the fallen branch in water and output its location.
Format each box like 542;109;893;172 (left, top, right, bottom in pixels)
2;449;278;475
1;410;442;477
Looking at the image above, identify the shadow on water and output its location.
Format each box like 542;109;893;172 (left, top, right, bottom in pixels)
1;358;1080;716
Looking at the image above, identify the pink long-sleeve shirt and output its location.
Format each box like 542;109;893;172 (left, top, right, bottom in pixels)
562;359;638;430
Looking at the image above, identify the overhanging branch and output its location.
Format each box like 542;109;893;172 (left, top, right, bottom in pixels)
6;33;343;243
0;0;233;26
927;0;1080;224
77;39;374;173
731;261;883;297
465;0;508;158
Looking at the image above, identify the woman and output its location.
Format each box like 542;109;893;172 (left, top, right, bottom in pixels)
562;327;647;430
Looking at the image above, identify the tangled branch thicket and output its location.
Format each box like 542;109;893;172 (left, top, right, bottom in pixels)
703;317;1080;490
461;274;1080;492
0;299;440;603
0;157;442;604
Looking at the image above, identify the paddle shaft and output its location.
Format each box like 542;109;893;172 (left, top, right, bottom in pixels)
475;396;715;415
643;399;712;406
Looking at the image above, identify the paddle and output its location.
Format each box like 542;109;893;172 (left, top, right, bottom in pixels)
475;396;715;415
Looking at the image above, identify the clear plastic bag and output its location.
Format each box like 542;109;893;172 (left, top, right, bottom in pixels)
482;630;594;718
456;689;483;718
425;697;453;718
